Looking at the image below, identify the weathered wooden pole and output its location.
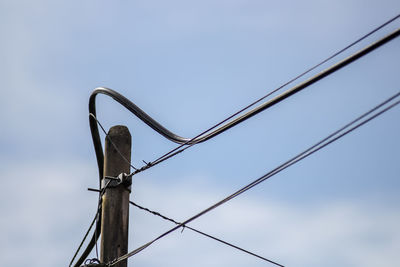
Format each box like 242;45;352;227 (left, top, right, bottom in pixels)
100;125;131;267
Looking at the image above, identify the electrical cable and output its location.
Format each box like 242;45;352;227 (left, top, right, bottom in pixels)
89;26;400;180
107;90;400;266
69;210;98;267
69;180;112;267
130;13;400;173
130;201;284;266
77;16;400;267
128;26;400;176
89;18;400;184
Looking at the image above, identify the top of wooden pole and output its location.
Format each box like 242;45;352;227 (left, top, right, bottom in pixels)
107;125;131;150
103;125;131;183
108;125;131;138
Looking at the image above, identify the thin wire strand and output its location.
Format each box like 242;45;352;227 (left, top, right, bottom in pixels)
89;113;138;171
148;13;400;163
69;179;113;267
69;211;98;267
130;201;284;266
108;91;400;266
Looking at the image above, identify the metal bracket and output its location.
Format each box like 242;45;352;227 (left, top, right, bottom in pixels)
102;173;132;192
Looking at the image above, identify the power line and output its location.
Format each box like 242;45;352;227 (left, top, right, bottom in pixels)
69;180;113;267
107;90;400;266
130;13;400;173
89;15;400;184
130;201;284;267
89;26;400;180
69;209;98;267
125;26;400;177
78;15;400;267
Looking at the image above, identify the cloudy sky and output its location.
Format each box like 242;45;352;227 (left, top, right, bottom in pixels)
1;1;400;266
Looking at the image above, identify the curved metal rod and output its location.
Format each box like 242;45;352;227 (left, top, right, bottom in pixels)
76;27;400;267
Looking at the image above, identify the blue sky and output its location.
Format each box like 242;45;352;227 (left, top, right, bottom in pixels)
1;1;400;266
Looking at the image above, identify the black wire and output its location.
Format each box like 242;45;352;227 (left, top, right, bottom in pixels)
130;201;181;225
89;16;400;183
108;91;400;266
126;26;400;177
73;221;101;267
137;13;400;170
94;183;104;259
130;201;284;266
69;180;112;267
80;16;400;267
69;211;98;267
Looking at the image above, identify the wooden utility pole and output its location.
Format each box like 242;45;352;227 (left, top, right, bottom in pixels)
100;125;132;267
